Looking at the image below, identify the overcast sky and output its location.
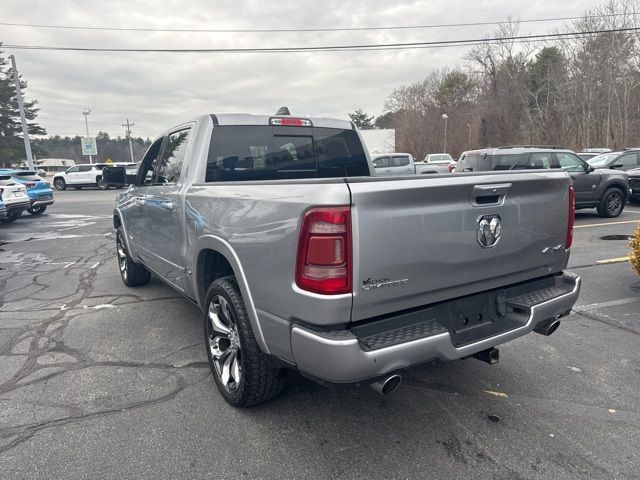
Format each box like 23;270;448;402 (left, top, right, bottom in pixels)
2;0;604;140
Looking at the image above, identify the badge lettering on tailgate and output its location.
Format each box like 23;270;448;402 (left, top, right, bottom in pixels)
362;277;409;291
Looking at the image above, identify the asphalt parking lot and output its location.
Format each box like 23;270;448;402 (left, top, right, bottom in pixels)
1;189;639;480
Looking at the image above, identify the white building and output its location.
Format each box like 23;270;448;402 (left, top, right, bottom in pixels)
34;158;76;174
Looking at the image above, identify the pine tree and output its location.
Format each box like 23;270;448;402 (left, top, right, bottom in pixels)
348;108;375;129
0;46;46;167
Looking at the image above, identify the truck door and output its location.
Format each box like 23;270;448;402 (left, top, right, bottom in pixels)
555;152;599;205
139;127;192;291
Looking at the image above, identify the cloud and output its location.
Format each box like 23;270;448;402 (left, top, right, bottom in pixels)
2;0;604;138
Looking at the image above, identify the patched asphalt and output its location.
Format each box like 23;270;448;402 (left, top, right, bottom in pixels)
0;189;639;479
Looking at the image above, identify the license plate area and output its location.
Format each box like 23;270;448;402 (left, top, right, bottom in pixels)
437;290;526;347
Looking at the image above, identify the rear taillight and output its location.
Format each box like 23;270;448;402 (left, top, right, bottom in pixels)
566;186;575;249
24;182;35;188
448;164;456;172
270;117;313;127
296;206;351;295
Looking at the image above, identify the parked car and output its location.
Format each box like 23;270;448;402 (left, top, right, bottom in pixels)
582;148;612;154
52;163;129;191
0;169;54;215
103;113;580;407
577;152;599;161
370;153;415;176
629;168;640;203
0;175;30;223
415;154;456;174
587;150;640;171
456;146;629;217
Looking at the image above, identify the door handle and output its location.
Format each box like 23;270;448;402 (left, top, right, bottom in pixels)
161;201;176;210
384;170;391;173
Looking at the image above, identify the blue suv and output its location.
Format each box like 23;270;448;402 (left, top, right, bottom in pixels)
0;169;55;215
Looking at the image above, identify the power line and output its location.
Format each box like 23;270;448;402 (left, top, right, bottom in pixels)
3;27;639;53
0;13;631;34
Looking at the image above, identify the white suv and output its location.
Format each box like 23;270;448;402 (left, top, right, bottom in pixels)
0;175;30;223
53;163;131;191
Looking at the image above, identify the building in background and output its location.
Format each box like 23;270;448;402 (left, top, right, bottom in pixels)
359;129;395;155
33;158;76;174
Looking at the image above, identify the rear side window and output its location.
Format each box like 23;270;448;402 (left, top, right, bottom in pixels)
12;172;43;181
488;153;529;171
391;156;410;167
205;126;369;182
155;128;191;184
528;152;554;169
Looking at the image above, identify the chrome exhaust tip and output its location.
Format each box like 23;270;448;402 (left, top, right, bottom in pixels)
370;374;402;395
534;318;561;336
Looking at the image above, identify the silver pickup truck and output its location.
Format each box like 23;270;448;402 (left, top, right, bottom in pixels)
104;113;581;407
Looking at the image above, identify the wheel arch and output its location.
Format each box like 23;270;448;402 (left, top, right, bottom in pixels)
193;235;270;354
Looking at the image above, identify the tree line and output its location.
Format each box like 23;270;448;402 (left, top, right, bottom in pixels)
352;0;640;161
32;133;151;165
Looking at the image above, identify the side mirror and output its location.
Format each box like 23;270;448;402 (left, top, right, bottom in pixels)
611;163;623;169
102;166;126;187
587;165;595;173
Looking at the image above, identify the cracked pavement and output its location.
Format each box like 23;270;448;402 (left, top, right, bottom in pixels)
0;190;639;479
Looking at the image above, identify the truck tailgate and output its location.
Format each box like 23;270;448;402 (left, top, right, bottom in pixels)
348;171;572;321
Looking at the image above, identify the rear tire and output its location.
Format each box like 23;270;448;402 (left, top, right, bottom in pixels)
204;276;285;407
53;178;66;191
0;211;22;224
116;229;151;286
27;205;47;215
597;187;625;218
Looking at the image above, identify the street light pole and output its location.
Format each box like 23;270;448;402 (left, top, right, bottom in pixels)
8;55;34;170
82;108;92;164
122;119;135;163
441;113;448;153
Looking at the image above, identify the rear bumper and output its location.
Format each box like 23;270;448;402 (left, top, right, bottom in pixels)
4;200;31;213
290;272;581;384
30;198;55;207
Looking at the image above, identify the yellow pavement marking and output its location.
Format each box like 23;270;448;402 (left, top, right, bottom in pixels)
597;256;630;264
609;409;617;414
484;390;508;398
575;219;640;229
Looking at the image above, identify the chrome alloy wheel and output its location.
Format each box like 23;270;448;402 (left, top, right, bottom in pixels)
116;236;128;281
207;295;242;392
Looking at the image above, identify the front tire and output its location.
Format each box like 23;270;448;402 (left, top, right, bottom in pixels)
27;205;47;215
204;277;285;407
53;178;66;191
97;177;110;190
597;187;625;218
116;229;151;286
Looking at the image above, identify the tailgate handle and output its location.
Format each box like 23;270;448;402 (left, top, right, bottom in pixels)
471;183;511;206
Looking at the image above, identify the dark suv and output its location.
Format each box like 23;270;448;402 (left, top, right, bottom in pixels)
586;150;640;171
629;168;640;203
456;146;629;217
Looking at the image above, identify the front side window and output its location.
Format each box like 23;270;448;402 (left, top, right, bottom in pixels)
67;166;79;173
372;157;390;168
155;129;191;184
138;138;165;185
77;165;92;172
205;126;368;182
391;156;410;167
615;153;638;169
557;152;586;172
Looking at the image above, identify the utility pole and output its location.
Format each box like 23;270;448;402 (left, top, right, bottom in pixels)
8;55;34;170
441;113;448;153
122;119;135;163
82;108;92;163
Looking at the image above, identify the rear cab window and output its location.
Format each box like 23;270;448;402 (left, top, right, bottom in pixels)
391;156;411;167
205;126;369;182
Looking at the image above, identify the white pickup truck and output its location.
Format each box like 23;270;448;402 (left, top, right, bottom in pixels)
103;113;581;407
